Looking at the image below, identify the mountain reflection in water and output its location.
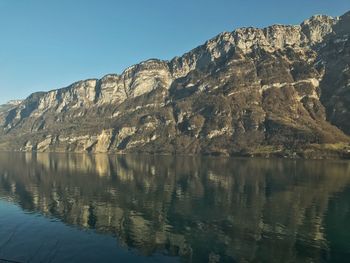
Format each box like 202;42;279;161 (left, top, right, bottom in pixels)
0;153;350;262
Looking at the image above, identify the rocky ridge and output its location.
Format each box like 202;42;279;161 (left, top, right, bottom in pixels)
0;11;350;157
0;100;22;114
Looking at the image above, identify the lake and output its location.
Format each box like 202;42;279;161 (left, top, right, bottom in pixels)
0;153;349;262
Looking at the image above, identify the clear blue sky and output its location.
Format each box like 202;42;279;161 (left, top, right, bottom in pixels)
0;0;349;104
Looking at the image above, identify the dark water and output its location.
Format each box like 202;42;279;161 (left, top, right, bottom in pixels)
0;153;349;263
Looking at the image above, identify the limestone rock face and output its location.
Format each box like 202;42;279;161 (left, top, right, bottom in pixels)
0;11;350;157
301;15;338;45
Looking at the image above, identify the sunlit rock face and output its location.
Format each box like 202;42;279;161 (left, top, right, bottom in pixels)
0;11;350;157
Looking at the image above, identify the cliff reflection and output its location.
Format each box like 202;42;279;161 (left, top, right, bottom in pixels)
0;153;349;262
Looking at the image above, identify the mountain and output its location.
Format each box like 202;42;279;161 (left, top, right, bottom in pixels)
1;11;350;158
0;100;22;114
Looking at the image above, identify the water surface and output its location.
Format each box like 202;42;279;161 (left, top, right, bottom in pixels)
0;153;349;262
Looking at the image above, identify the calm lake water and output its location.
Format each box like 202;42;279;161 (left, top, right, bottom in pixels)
0;153;349;263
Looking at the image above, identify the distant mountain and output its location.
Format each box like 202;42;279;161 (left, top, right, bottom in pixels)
1;11;350;158
0;100;22;114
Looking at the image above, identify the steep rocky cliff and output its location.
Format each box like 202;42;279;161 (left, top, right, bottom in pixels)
1;11;350;157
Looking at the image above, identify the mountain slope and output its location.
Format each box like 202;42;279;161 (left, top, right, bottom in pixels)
0;100;22;114
1;11;350;158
